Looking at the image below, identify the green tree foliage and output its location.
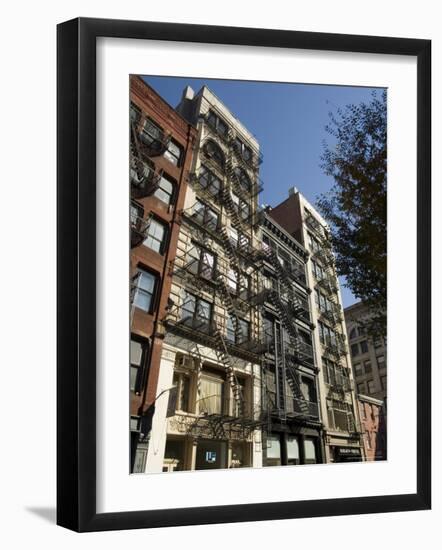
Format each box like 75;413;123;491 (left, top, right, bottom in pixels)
318;91;387;336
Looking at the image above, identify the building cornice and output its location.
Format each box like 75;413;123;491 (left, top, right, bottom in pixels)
261;213;309;261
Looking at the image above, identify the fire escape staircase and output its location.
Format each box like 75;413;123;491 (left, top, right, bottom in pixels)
130;124;161;199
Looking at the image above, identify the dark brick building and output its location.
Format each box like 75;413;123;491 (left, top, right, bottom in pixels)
129;76;197;472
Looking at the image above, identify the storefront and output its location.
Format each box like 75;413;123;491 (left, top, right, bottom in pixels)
163;436;252;471
263;429;323;466
331;446;363;463
195;440;228;470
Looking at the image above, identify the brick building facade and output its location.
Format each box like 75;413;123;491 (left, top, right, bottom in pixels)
129;76;196;472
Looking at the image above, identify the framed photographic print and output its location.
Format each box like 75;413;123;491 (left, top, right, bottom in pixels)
57;17;431;532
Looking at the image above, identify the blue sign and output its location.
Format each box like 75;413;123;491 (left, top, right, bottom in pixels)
205;451;217;463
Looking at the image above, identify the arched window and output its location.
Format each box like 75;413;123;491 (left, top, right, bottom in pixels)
234;166;251;193
204;140;225;169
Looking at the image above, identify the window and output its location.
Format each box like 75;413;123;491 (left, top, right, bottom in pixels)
130;200;143;225
188;244;216;280
262;234;276;252
227;316;249;344
239;272;251;299
204;140;225;169
163;139;182;166
263;314;275;348
173;372;191;413
309;234;320;253
312;260;324;281
360;340;369;354
238;318;250;343
265;435;282;467
130;339;148;394
130;102;141;125
354;362;363;376
374;337;384;348
234;137;253;164
154;174;175;205
199;164;222;196
199;369;224;414
240;199;250;221
229;227;238;247
367;379;376;394
287;436;300;465
357;383;366;394
193;200;219;231
381;376;387;390
226;316;236;344
133;269;157;312
143;218;167;253
230;190;250;221
227;268;238;293
349;327;358;340
304;438;317;464
141;117;163;146
234;167;251;193
231;191;240;210
327;399;354;432
300;377;316;402
364;360;372;373
377;354;386;370
351;343;359;357
181;292;212;326
207;110;229;138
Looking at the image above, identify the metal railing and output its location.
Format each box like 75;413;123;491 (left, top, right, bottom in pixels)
130;153;161;199
164;307;266;359
263;390;319;419
316;273;339;294
197;395;258;421
130;201;151;248
312;246;334;267
304;212;324;236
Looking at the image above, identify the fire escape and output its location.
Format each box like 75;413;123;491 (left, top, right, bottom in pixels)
163;108;267;440
306;212;357;436
129;110;170;247
253;245;319;424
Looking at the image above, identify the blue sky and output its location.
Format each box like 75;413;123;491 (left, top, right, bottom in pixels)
142;75;382;308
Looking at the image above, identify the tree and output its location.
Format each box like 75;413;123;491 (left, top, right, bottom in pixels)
318;90;387;337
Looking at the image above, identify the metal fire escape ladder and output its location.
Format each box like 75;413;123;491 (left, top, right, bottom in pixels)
261;248;316;420
130;123;161;199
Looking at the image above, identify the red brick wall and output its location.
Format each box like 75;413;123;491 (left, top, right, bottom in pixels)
130;76;196;416
267;193;305;245
358;399;387;461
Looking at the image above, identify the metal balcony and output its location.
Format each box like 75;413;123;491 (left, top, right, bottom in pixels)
204;112;232;145
286;396;320;420
286;342;315;369
164;307;265;362
130;153;161;199
181;204;222;242
189;172;223;204
231;140;263;172
316;273;338;295
319;305;343;326
130;202;151;248
322;336;347;359
138;127;171;158
304;212;324;236
312;246;334;267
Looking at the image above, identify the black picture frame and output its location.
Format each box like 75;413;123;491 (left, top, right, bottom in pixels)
57;17;431;532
